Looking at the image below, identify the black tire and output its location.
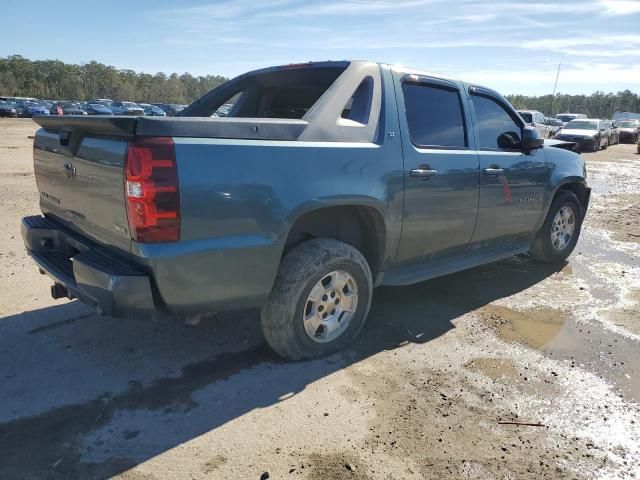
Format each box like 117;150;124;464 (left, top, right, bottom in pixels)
529;191;583;263
603;138;608;150
592;136;600;152
261;238;373;360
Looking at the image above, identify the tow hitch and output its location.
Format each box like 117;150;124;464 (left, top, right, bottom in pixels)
50;283;73;300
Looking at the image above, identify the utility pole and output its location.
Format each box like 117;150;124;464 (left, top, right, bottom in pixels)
550;63;561;116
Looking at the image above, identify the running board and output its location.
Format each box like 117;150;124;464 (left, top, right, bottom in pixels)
379;244;530;286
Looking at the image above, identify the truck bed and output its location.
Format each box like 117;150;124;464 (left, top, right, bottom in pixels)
33;115;309;141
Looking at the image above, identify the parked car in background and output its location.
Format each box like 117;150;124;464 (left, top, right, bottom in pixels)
555;113;587;126
518;110;549;138
613;111;640;122
153;103;187;116
22;60;590;360
518;110;552;138
51;101;88;116
19;102;50;118
545;117;563;137
603;120;619;145
554;118;609;151
83;103;113;115
139;103;167;116
88;99;113;107
109;101;145;116
615;119;640;143
0;100;18;117
213;103;233;117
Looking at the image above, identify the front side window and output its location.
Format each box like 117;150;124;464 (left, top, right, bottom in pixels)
402;82;467;148
471;95;522;150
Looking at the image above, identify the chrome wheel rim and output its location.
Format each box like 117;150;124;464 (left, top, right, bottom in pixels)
551;205;576;252
303;270;358;343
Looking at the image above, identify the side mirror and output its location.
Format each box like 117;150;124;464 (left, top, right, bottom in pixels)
521;126;544;152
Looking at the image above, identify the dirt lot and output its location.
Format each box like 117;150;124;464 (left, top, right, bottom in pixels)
1;118;639;479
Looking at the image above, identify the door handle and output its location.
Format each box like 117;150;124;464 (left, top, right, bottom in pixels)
410;166;438;179
483;167;504;177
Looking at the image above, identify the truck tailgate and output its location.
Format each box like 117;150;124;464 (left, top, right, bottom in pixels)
33;117;135;254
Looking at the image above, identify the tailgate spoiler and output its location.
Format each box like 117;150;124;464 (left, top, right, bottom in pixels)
34;115;308;141
33;115;137;137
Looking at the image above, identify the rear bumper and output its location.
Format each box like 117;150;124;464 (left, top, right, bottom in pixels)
21;215;155;318
22;215;282;318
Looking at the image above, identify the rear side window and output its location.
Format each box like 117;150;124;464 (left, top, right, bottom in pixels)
471;95;522;150
402;82;467;148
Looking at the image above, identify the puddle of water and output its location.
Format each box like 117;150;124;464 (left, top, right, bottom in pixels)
479;304;640;402
479;305;565;350
543;319;640;402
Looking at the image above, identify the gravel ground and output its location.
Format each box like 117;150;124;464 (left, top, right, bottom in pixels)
0;118;638;479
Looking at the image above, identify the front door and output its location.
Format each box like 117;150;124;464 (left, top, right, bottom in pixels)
393;73;480;265
467;89;549;248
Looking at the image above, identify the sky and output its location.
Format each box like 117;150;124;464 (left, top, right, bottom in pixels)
2;0;640;96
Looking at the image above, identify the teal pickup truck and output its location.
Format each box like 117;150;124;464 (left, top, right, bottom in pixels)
22;61;589;360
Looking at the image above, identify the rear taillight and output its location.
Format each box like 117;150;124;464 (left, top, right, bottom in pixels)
124;137;180;243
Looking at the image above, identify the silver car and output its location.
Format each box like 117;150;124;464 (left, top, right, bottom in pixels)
109;101;145;116
518;110;552;138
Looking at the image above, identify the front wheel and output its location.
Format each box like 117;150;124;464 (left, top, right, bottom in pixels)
261;238;373;360
592;136;601;151
529;191;583;263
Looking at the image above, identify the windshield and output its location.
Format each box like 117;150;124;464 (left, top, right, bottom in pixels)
617;121;639;128
122;102;139;108
556;115;576;122
0;101;8;107
565;120;597;130
90;104;109;110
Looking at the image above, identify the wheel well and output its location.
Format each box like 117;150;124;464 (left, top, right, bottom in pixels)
284;206;386;274
557;182;587;207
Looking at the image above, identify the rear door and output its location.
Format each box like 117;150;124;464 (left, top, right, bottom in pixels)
467;88;548;248
393;72;480;265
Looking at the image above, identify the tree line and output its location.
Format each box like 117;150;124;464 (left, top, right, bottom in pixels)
506;91;640;119
0;55;228;104
1;55;639;116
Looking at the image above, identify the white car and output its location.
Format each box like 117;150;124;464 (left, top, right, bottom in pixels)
554;119;609;152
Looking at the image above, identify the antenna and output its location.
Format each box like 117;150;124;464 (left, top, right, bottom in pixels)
550;63;561;116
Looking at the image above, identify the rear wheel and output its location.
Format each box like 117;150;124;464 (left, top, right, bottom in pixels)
261;238;373;360
529;191;583;263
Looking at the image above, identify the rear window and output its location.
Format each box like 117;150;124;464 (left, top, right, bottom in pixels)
402;82;467;148
187;65;348;119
